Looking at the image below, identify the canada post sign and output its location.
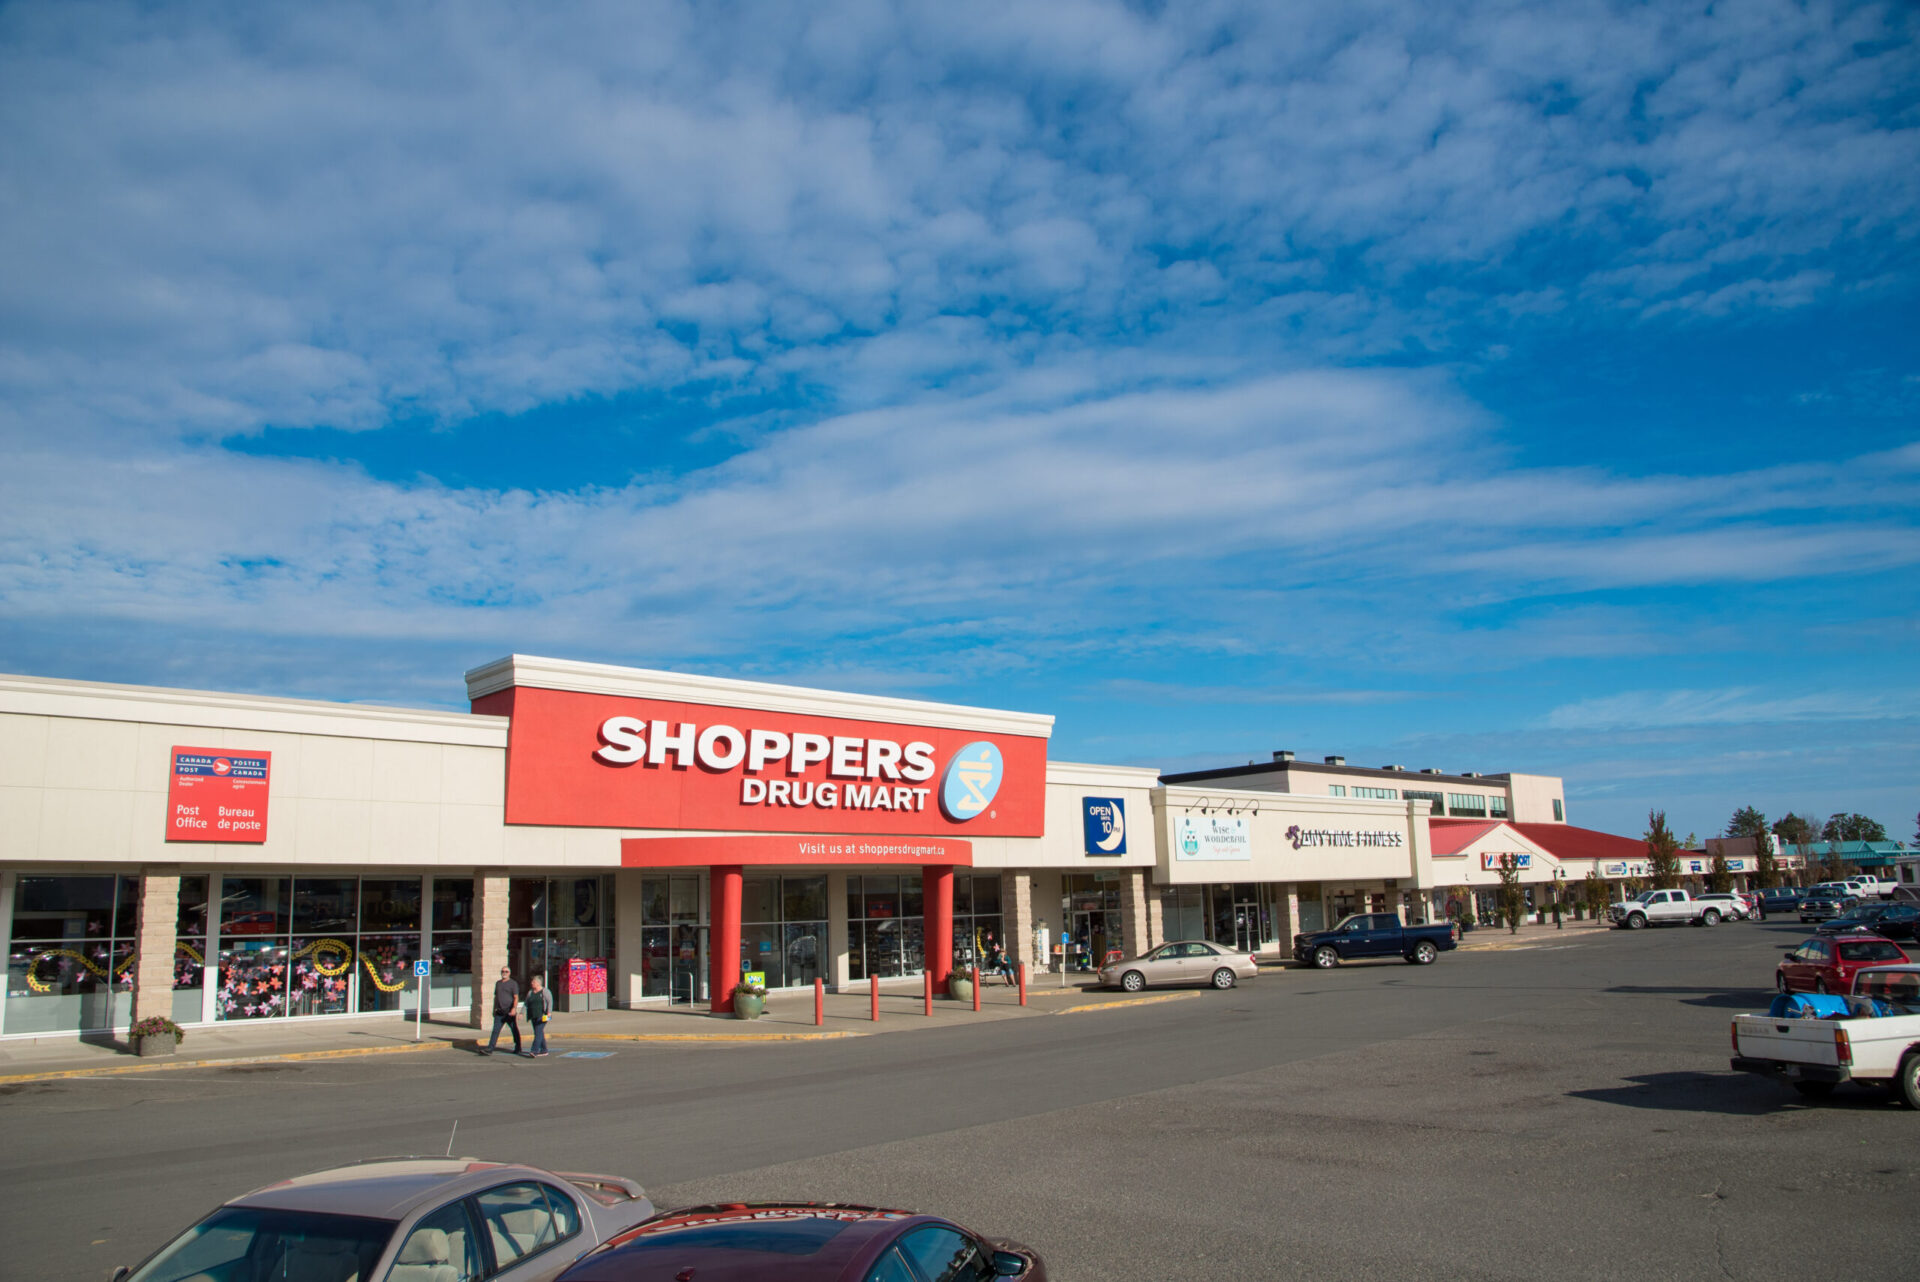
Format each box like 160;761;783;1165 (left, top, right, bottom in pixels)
167;747;271;843
493;687;1047;837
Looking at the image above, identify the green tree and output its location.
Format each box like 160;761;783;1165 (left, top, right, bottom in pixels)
1707;850;1732;893
1497;855;1525;933
1820;839;1851;883
1645;809;1683;889
1822;813;1887;843
1724;806;1778;888
1775;812;1818;885
1583;870;1610;919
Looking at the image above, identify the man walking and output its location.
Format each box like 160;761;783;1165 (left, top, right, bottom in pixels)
482;965;523;1057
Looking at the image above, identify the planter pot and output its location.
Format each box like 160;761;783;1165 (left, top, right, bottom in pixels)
947;974;974;1004
135;1034;177;1058
732;991;764;1020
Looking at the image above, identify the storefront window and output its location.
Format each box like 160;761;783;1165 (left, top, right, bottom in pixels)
507;876;615;998
739;876;826;990
174;876;209;1025
1061;875;1121;972
639;875;701;1001
5;875;138;1034
429;877;473;1013
952;875;1004;970
218;876;293;1021
850;875;922;981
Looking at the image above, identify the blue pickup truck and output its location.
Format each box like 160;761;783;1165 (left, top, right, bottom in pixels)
1293;913;1460;969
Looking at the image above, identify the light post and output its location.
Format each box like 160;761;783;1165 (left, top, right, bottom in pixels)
1554;867;1566;929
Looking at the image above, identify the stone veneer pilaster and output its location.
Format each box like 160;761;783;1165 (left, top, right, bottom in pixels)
1003;871;1033;973
469;869;511;1029
132;868;182;1027
1120;869;1151;960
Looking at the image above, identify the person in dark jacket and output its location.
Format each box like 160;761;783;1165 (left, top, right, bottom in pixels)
482;966;522;1057
525;975;553;1058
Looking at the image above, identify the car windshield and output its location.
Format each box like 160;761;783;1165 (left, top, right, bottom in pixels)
128;1206;395;1282
1837;941;1905;963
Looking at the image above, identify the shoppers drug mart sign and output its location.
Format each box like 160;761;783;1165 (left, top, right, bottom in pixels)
167;746;271;843
489;687;1046;837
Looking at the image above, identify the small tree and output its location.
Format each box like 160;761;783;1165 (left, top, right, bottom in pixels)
1645;810;1683;889
1820;839;1850;883
1707;850;1732;893
1497;854;1525;933
1583;870;1610;919
1728;806;1779;888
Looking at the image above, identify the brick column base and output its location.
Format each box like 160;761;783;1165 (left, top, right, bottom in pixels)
133;868;182;1028
1004;872;1033;971
470;870;510;1030
1120;869;1150;960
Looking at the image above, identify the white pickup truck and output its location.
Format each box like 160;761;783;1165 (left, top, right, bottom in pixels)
1730;964;1920;1107
1608;888;1726;929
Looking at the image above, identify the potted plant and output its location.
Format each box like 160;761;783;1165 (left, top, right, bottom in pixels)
1457;910;1475;934
130;1015;184;1057
731;975;766;1020
948;967;974;1004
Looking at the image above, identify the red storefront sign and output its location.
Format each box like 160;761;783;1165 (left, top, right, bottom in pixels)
622;834;974;868
167;746;271;842
482;686;1045;837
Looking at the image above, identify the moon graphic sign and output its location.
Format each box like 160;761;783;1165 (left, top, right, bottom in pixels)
1082;797;1128;856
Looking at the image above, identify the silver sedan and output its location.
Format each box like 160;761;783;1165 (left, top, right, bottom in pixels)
1099;939;1260;992
116;1157;655;1282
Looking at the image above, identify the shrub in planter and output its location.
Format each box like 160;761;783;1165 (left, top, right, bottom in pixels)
130;1015;184;1057
731;976;766;1020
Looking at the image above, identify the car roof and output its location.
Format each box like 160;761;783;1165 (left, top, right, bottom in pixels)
229;1158;552;1220
566;1204;931;1282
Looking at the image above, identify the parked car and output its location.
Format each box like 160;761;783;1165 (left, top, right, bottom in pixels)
556;1202;1045;1282
1608;889;1725;928
1776;935;1910;994
1098;939;1258;991
115;1158;655;1282
1732;963;1920;1105
1816;902;1920;942
1292;912;1459;969
1758;888;1803;915
1695;892;1750;922
1798;892;1854;923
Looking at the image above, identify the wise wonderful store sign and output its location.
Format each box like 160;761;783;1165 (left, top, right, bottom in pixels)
487;687;1047;837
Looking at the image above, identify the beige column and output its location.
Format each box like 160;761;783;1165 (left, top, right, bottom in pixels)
827;871;852;991
1277;885;1299;943
132;867;181;1027
1145;882;1165;950
1002;871;1033;972
469;869;510;1029
1120;869;1151;959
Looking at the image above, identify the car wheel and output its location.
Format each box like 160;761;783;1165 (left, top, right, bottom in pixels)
1702;910;1720;926
1313;946;1340;969
1210;967;1236;989
1898;1055;1920;1111
1410;941;1438;965
1791;1080;1834;1098
1120;970;1145;993
1626;913;1647;930
1775;972;1789;993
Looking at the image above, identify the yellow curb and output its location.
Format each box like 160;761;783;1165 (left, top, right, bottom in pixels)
1053;991;1204;1015
0;1038;448;1085
557;1030;866;1042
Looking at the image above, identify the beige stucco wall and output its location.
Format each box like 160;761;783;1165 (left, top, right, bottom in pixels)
1503;772;1566;824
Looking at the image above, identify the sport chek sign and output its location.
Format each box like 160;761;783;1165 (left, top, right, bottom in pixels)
167;747;271;842
486;687;1047;837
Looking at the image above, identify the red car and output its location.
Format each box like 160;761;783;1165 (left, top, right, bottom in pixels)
1776;935;1910;994
556;1203;1044;1282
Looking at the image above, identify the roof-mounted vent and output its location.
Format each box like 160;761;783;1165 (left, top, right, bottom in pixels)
1273;750;1295;762
1462;771;1481;778
1384;764;1406;772
1324;755;1346;766
1419;767;1441;775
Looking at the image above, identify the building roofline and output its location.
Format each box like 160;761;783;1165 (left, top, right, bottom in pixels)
1159;760;1507;788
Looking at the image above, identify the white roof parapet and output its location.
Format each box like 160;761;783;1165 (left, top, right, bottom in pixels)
0;672;509;746
1046;760;1162;787
465;654;1056;739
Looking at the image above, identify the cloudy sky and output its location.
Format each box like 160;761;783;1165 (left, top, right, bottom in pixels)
1;0;1916;840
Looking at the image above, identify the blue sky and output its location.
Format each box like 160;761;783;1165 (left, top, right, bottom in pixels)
1;1;1916;842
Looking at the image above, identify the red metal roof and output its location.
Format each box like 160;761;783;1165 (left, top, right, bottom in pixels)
1507;821;1646;862
1426;820;1503;855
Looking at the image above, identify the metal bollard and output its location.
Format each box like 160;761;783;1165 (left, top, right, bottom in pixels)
870;974;879;1022
1017;961;1027;1006
971;965;980;1012
814;977;824;1027
923;969;932;1016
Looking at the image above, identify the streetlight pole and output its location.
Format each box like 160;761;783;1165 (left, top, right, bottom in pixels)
1554;868;1565;929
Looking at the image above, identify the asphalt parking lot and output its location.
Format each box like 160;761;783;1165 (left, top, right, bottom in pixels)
4;920;1913;1281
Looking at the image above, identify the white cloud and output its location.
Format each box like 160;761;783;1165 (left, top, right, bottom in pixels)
1545;687;1918;732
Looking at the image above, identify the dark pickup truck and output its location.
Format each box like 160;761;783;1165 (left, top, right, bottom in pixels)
1293;913;1460;968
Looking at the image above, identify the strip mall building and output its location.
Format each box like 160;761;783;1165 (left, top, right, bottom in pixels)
1;657;1643;1042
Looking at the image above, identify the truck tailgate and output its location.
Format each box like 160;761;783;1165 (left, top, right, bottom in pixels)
1732;1015;1841;1067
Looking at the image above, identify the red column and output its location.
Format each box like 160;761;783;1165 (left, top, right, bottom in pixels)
709;865;743;1014
924;864;954;996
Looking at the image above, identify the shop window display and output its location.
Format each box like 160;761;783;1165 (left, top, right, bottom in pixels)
849;875;923;981
506;876;614;996
5;875;138;1034
429;878;474;1012
739;876;826;990
952;875;1005;972
639;875;701;1000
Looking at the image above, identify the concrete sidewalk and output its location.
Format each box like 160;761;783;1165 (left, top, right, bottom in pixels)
1456;918;1610;949
0;969;1188;1082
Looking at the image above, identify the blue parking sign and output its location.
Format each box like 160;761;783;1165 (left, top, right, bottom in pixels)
413;959;431;977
